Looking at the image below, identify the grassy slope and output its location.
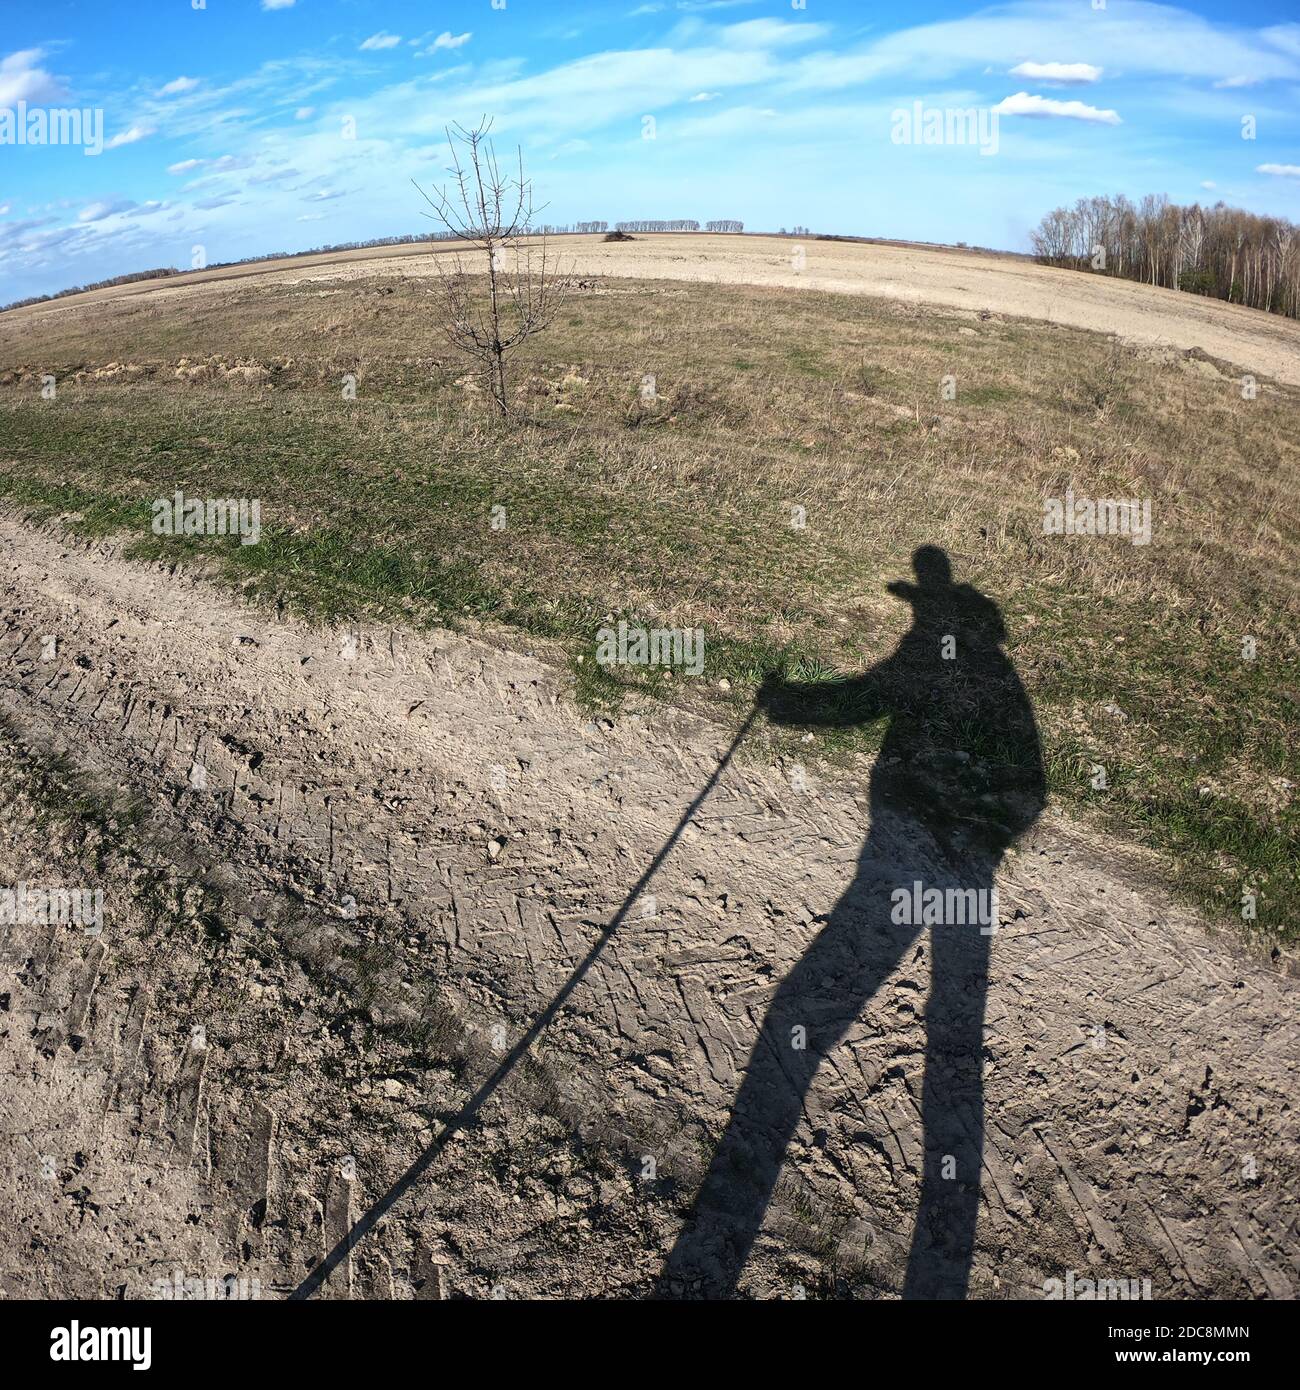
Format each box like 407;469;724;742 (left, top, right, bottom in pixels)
1;271;1296;939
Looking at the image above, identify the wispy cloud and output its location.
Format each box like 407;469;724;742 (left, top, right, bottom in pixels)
428;31;473;52
722;19;828;50
105;125;155;149
779;1;1300;90
79;198;136;222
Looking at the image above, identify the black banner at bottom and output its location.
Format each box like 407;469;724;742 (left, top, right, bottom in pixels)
0;1297;1281;1376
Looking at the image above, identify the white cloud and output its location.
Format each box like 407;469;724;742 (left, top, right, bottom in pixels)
248;166;301;185
159;76;200;96
395;39;783;142
628;0;759;11
294;106;315;120
1261;24;1300;59
672;102;783;140
429;31;472;51
720;19;828;50
689;91;720;101
1257;163;1300;178
79;199;135;223
1009;61;1101;84
360;33;402;52
167;154;249;178
262;0;295;10
105;125;155;149
993;92;1121;125
0;48;65;106
1213;74;1256;88
1200;180;1216;189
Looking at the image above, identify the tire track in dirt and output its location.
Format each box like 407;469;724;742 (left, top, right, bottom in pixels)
1;514;1296;1298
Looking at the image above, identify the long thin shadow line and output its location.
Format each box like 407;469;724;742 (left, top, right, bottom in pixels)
290;706;759;1300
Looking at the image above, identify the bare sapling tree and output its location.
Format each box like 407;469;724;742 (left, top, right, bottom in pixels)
415;118;571;416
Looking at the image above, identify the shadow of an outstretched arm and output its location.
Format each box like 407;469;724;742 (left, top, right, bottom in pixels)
758;660;896;729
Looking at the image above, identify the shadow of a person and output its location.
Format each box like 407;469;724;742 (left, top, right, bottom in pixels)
657;545;1046;1299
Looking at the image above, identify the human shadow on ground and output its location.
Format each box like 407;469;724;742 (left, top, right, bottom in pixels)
657;545;1046;1299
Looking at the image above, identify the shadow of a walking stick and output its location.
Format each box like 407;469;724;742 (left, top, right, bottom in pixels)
290;706;759;1300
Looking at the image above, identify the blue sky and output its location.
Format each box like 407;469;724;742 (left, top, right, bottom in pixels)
2;0;1298;302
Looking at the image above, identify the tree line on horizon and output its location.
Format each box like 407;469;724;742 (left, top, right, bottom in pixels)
0;266;181;315
1030;192;1300;319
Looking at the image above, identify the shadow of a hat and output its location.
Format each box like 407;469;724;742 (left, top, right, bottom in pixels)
886;544;953;603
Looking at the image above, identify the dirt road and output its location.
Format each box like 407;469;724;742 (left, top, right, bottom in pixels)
8;234;1300;387
1;517;1295;1298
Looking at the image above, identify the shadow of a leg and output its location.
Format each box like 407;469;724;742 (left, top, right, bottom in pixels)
902;896;991;1300
658;882;918;1297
